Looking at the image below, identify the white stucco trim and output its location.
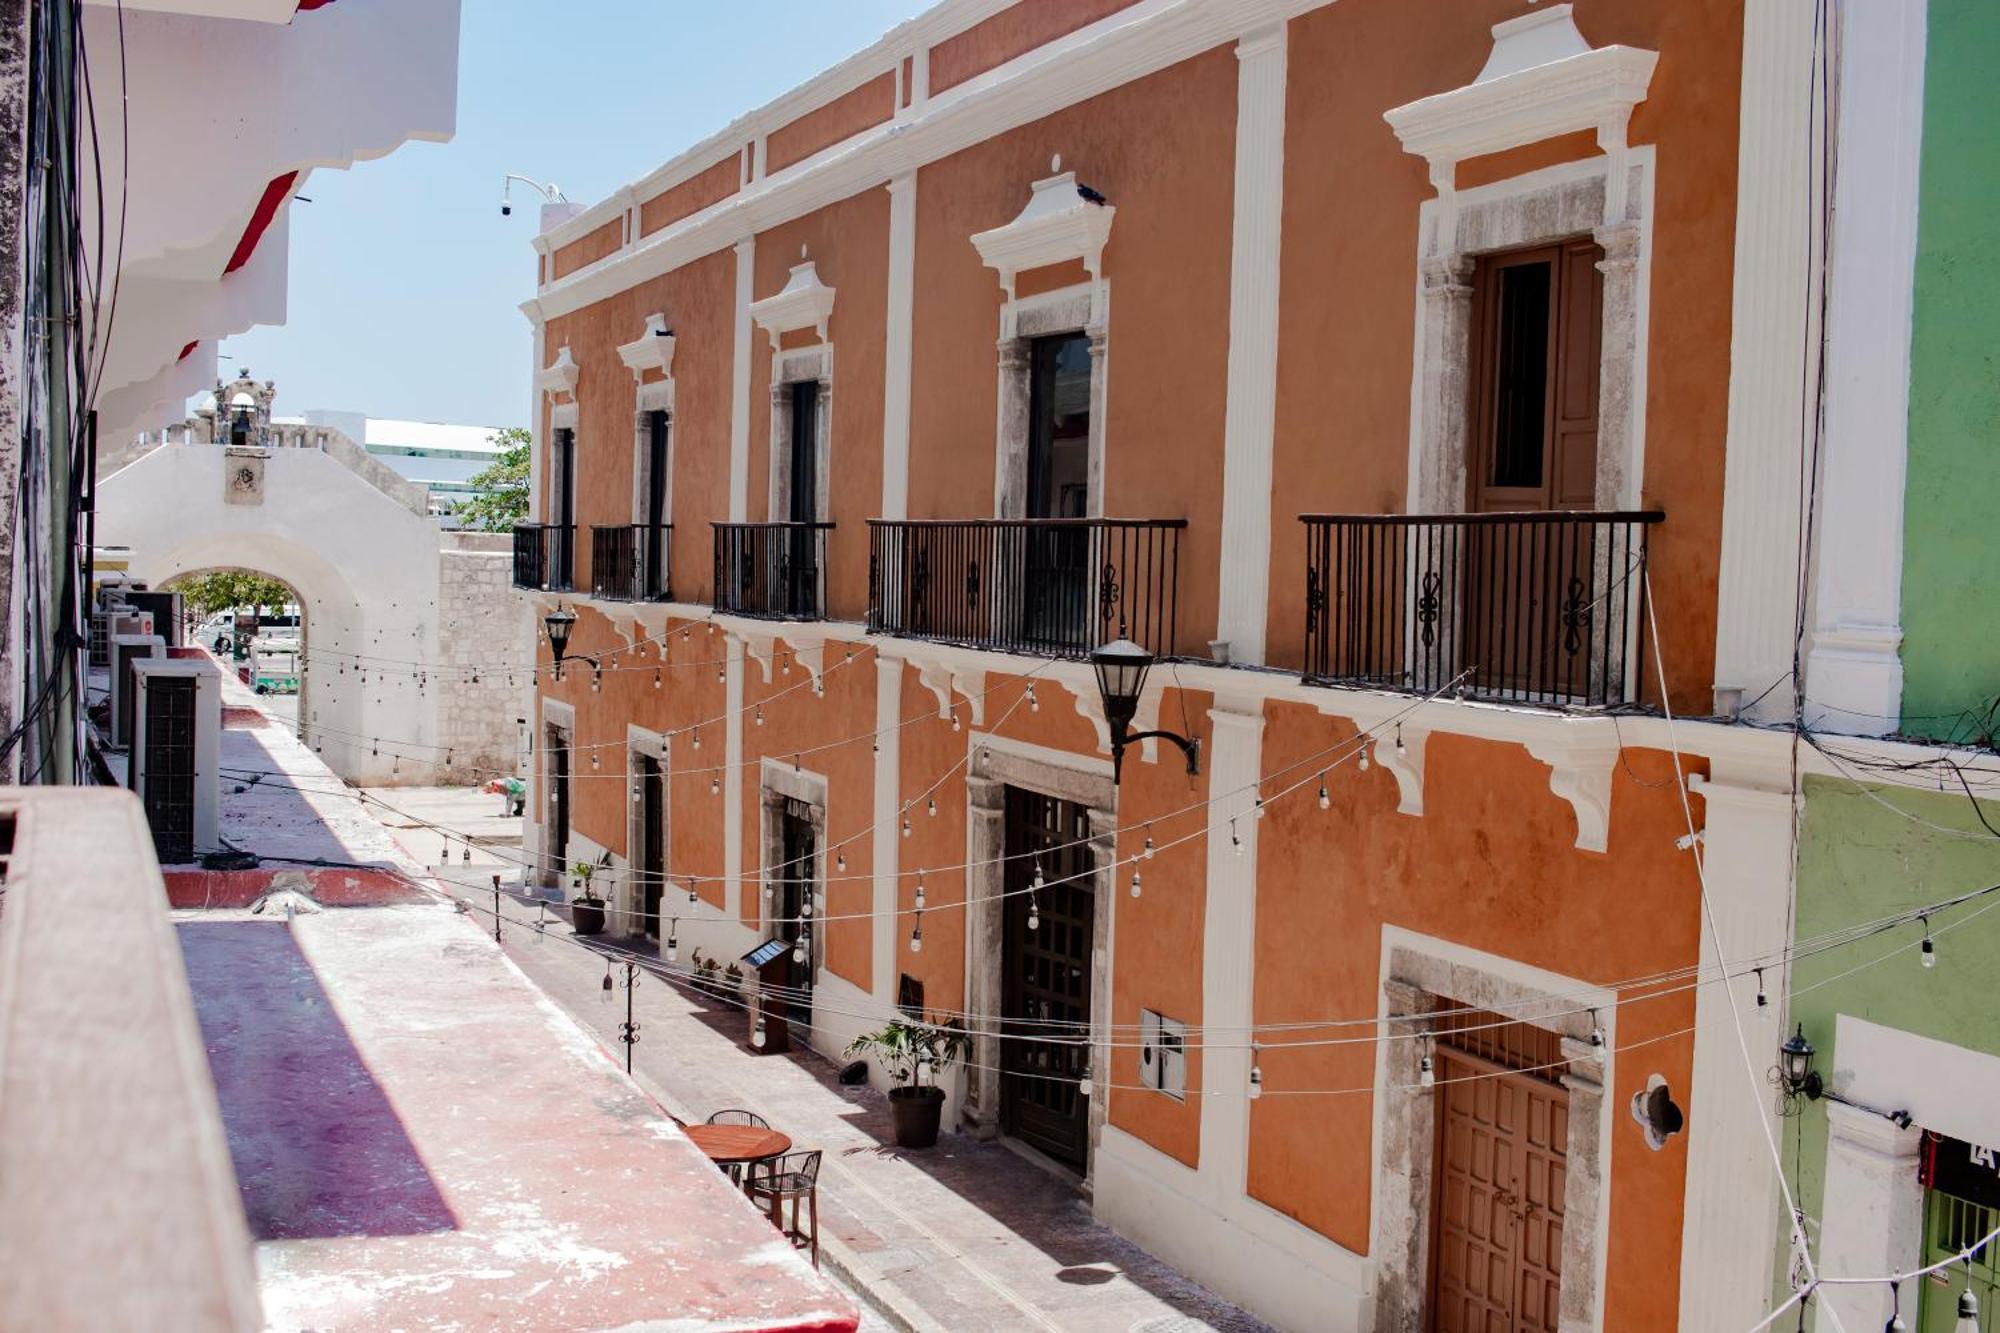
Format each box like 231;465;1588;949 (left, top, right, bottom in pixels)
870;655;902;1006
1370;925;1615;1333
1214;26;1287;667
749;260;837;348
1803;0;1926;737
1811;1017;2000;1331
1711;2;1823;721
615;312;676;381
630;378;676;528
729;238;755;523
534;344;579;398
621;724;671;937
881;174;917;522
1404;149;1655;518
990;280;1110;520
1674;756;1796;1332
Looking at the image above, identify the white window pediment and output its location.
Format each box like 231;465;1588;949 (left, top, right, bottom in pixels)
748;259;836;350
1384;5;1656;176
970;160;1115;301
616;313;676;381
535;343;579;398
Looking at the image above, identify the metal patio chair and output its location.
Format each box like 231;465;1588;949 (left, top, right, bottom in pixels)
747;1149;823;1267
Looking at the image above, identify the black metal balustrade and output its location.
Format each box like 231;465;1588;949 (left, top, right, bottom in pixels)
1300;510;1663;707
590;523;673;602
512;522;575;593
867;518;1185;660
711;522;834;620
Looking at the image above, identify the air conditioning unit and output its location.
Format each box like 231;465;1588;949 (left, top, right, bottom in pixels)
127;658;221;865
91;606;151;669
124;590;184;649
109;633;165;751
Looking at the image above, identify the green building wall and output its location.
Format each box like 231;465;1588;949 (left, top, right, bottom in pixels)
1899;0;2000;742
1782;776;2000;1322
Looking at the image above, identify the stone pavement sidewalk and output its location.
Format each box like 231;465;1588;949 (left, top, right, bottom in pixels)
440;879;1271;1333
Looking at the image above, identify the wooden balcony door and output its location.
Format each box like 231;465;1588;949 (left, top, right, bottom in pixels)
1428;1024;1570;1332
644;410;669;599
553;427;576;589
1000;787;1094;1170
546;726;570;888
775;797;817;1029
1022;333;1092;648
784;383;820;617
1462;239;1605;697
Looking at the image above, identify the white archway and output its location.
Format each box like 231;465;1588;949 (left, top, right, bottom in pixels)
99;442;446;786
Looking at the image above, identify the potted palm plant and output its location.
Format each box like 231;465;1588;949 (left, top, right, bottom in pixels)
847;1016;970;1149
570;854;609;936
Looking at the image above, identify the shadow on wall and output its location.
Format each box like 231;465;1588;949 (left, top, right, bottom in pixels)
178;920;456;1241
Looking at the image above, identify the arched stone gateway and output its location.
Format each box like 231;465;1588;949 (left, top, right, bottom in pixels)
97;433;530;788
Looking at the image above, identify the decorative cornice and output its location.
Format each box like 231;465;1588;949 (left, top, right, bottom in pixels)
749;260;837;349
534;344;578;398
522;0;1332;324
969;164;1116;300
615;313;676;381
1384;5;1656;175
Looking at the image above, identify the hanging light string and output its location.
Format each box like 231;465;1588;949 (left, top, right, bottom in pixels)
219;743;2000;1046
257;666;1445;900
429;863;2000;1053
1742;1221;2000;1333
441;870;1995;1087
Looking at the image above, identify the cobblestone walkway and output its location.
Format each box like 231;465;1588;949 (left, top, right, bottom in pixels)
432;875;1271;1333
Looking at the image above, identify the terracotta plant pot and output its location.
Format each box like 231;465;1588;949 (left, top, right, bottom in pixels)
888;1085;945;1149
570;895;606;936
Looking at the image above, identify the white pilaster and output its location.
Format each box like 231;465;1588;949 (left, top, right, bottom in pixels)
1803;0;1926;737
1675;757;1796;1333
1711;2;1822;721
881;174;916;522
1214;26;1288;666
1199;699;1265;1197
1814;1103;1925;1332
724;635;745;919
871;655;902;1004
528;319;545;522
729;237;755;523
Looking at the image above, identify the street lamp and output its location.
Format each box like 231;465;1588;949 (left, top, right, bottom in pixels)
1778;1023;1823;1102
1089;638;1200;784
544;604;577;680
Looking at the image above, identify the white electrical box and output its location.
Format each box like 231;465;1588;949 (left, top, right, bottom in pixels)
1140;1009;1187;1100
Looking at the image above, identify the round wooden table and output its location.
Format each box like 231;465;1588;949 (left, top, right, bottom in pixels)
682;1123;792;1167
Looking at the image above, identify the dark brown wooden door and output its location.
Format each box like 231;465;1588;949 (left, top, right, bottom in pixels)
1000;787;1094;1169
1428;1030;1569;1332
638;754;664;938
1468;239;1602;514
548;729;569;880
777;797;816;1028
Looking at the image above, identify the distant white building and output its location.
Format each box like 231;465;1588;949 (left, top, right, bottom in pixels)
295;411;513;528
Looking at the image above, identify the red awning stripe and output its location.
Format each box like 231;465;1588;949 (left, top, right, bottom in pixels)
223;171;299;276
296;0;337;10
178;340;199;362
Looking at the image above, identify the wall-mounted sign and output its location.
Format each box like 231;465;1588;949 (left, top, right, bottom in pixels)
1920;1130;2000;1210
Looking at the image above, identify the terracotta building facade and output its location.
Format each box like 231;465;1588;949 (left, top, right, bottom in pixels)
512;3;1953;1329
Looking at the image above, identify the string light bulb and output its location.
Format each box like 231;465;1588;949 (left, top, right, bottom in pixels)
1254;797;1266;820
688;882;699;905
1077;1074;1092;1098
1394;723;1406;755
590;752;600;770
1142;827;1155;859
1418;1035;1435;1087
951;709;962;733
602;961;615;1000
710;775;720;795
1027;683;1039;712
1357;741;1371;772
755;704;764;726
666;925;679;963
1129;869;1142;899
1230;818;1243;856
1921;915;1936;969
653;668;662;689
792;931;809;965
914;874;926;909
1027;892;1040;932
1588;1010;1604;1047
1755;967;1768;1008
901;812;912;838
927;796;937;818
1248;1047;1264;1101
691;727;701;750
835;850;846;872
909;919;923;953
752;1014;768;1049
1956;1287;1978;1333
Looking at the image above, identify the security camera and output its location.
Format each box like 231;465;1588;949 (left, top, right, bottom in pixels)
501;200;512;217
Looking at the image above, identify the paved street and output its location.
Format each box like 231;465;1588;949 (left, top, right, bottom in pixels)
414;867;1269;1333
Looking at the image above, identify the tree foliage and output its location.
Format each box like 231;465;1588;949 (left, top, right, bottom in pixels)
456;426;531;532
166;570;297;618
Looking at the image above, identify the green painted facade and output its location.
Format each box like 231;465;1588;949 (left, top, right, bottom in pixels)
1784;777;2000;1326
1899;0;2000;744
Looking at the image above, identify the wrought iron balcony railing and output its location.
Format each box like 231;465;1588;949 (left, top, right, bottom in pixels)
512;522;575;593
867;518;1185;660
1300;510;1663;707
590;523;672;603
711;522;833;621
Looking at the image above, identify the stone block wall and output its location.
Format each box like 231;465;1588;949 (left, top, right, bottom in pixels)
436;532;532;784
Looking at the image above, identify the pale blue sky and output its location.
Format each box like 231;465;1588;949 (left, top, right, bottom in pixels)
222;0;917;431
